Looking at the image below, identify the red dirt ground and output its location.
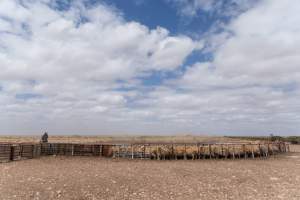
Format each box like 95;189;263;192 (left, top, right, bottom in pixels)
1;151;300;200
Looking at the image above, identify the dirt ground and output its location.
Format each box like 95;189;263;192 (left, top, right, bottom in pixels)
1;152;300;200
289;144;300;152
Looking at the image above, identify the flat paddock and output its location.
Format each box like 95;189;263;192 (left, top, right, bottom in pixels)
290;144;300;152
1;153;300;200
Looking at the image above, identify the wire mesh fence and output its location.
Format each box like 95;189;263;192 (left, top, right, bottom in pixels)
0;141;289;163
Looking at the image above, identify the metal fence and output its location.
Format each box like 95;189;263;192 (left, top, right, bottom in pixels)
0;143;41;162
0;142;289;163
111;142;289;160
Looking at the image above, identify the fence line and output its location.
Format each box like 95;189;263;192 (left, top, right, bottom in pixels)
0;142;289;163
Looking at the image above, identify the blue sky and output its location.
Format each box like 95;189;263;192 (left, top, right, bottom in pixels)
0;0;300;135
51;0;221;85
99;0;222;35
93;0;221;88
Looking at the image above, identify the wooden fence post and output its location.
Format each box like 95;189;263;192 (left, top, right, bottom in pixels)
32;145;34;158
156;145;160;160
131;144;134;159
71;144;74;156
174;145;177;160
232;145;235;159
221;145;224;159
243;144;246;159
124;145;127;158
10;145;14;161
172;144;174;160
225;145;228;159
197;144;200;159
184;144;187;160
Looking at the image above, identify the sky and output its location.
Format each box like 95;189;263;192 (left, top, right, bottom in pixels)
0;0;299;136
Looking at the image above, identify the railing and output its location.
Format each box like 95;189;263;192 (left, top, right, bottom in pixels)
0;142;290;163
111;142;289;160
0;143;41;162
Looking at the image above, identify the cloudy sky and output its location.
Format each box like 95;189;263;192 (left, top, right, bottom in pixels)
0;0;299;135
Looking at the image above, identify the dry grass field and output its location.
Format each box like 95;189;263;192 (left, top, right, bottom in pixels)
0;135;249;144
0;153;300;200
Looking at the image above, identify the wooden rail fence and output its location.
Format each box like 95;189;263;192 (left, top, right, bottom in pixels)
0;142;289;163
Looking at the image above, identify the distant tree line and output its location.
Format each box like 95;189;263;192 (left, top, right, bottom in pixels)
227;135;300;144
285;136;300;144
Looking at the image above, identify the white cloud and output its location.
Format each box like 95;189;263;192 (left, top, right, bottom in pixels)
0;0;199;134
160;0;300;135
167;0;257;17
216;2;300;82
0;0;300;135
171;0;217;16
0;1;197;83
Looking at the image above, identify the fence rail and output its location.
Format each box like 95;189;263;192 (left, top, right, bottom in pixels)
0;142;290;163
